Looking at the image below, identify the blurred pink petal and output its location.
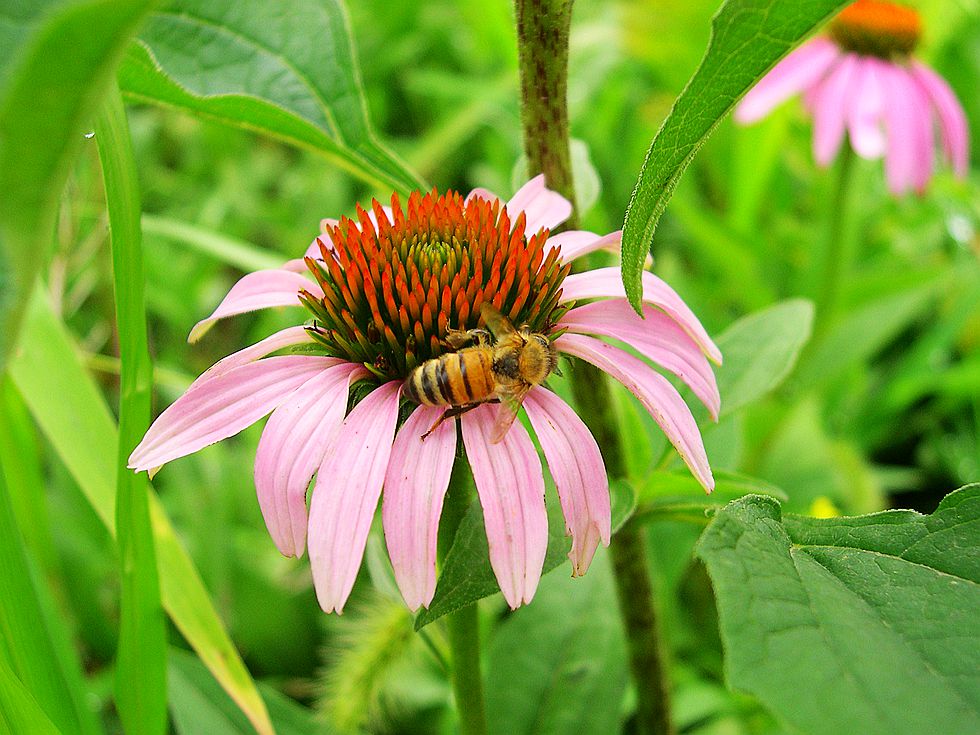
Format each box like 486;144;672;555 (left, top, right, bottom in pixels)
911;61;969;178
812;53;859;167
883;64;934;194
561;300;721;418
560;267;722;364
557;334;714;491
735;39;842;124
548;229;623;262
308;381;402;614
255;363;368;558
507;173;572;232
461;404;548;609
382;405;457;611
465;187;502;205
524;389;610;576
846;57;887;159
128;356;337;472
188;269;323;343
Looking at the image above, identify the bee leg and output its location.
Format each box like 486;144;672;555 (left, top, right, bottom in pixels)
443;328;491;350
420;403;482;440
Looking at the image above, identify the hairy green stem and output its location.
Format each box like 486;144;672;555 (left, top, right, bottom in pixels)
439;451;488;735
815;144;856;333
516;3;674;733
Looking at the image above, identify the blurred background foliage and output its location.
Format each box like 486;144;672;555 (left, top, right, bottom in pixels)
11;0;979;732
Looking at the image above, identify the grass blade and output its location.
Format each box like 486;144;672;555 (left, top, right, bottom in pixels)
0;657;63;735
95;82;168;735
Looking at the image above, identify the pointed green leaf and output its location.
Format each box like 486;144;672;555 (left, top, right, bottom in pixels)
119;0;424;193
620;0;849;311
0;658;62;735
0;0;153;373
697;486;980;735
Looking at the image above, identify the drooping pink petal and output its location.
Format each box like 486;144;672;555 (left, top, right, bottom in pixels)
560;300;721;419
735;38;843;124
911;61;969;178
547;229;622;262
460;404;548;609
188;269;323;343
507;174;573;233
812;53;859;167
557;334;714;491
128;356;337;472
381;405;457;611
191;326;316;387
846;56;887;159
559;267;722;364
254;363;368;558
524;389;610;576
882;63;934;195
308;381;402;614
465;187;502;205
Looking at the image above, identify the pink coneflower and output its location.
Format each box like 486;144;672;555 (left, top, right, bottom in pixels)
129;176;721;613
735;0;968;195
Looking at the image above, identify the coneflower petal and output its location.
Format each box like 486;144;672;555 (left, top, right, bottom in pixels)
188;269;323;343
559;268;722;364
464;187;501;205
557;334;714;491
524;388;610;576
547;230;622;262
308;381;402;614
507;173;572;232
255;363;368;558
911;61;969;178
560;300;721;419
813;53;859;167
382;405;457;611
461;404;548;609
128;355;337;472
735;39;842;124
883;63;934;194
845;57;887;159
190;326;316;386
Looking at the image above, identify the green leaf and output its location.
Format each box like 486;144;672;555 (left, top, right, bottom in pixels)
0;658;62;735
636;470;787;522
96;83;167;735
8;291;274;735
714;299;814;416
620;0;849;311
697;487;980;735
0;0;154;373
415;487;635;630
485;552;627;735
0;455;102;735
119;0;424;194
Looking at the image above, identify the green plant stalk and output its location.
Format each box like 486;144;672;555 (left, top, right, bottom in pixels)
438;452;488;735
815;144;856;333
95;82;167;735
516;2;674;733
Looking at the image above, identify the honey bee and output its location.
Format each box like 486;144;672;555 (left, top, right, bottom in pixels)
404;302;559;443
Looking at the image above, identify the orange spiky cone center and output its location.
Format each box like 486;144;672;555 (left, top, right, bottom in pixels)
829;0;921;57
300;189;570;380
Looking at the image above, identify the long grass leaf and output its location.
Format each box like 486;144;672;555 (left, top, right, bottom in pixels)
0;657;63;735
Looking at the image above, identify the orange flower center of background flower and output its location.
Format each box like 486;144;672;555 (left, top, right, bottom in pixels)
829;0;921;57
300;189;570;380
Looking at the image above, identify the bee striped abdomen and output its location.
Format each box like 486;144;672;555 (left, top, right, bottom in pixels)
405;348;495;406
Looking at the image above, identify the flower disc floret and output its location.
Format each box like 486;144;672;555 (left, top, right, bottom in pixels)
300;189;570;380
829;0;921;58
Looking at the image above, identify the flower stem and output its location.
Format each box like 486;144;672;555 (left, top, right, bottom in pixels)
439;452;488;735
815;144;856;333
516;4;674;733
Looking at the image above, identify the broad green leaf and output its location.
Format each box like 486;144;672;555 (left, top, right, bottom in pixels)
0;0;153;373
0;658;62;735
168;648;327;735
96;83;167;735
697;487;980;735
485;552;627;735
0;458;102;735
620;0;849;311
714;299;814;416
8;291;274;735
119;0;424;194
636;470;787;523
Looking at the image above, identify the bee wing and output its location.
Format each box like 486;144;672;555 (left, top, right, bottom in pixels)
489;385;531;444
480;302;516;338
